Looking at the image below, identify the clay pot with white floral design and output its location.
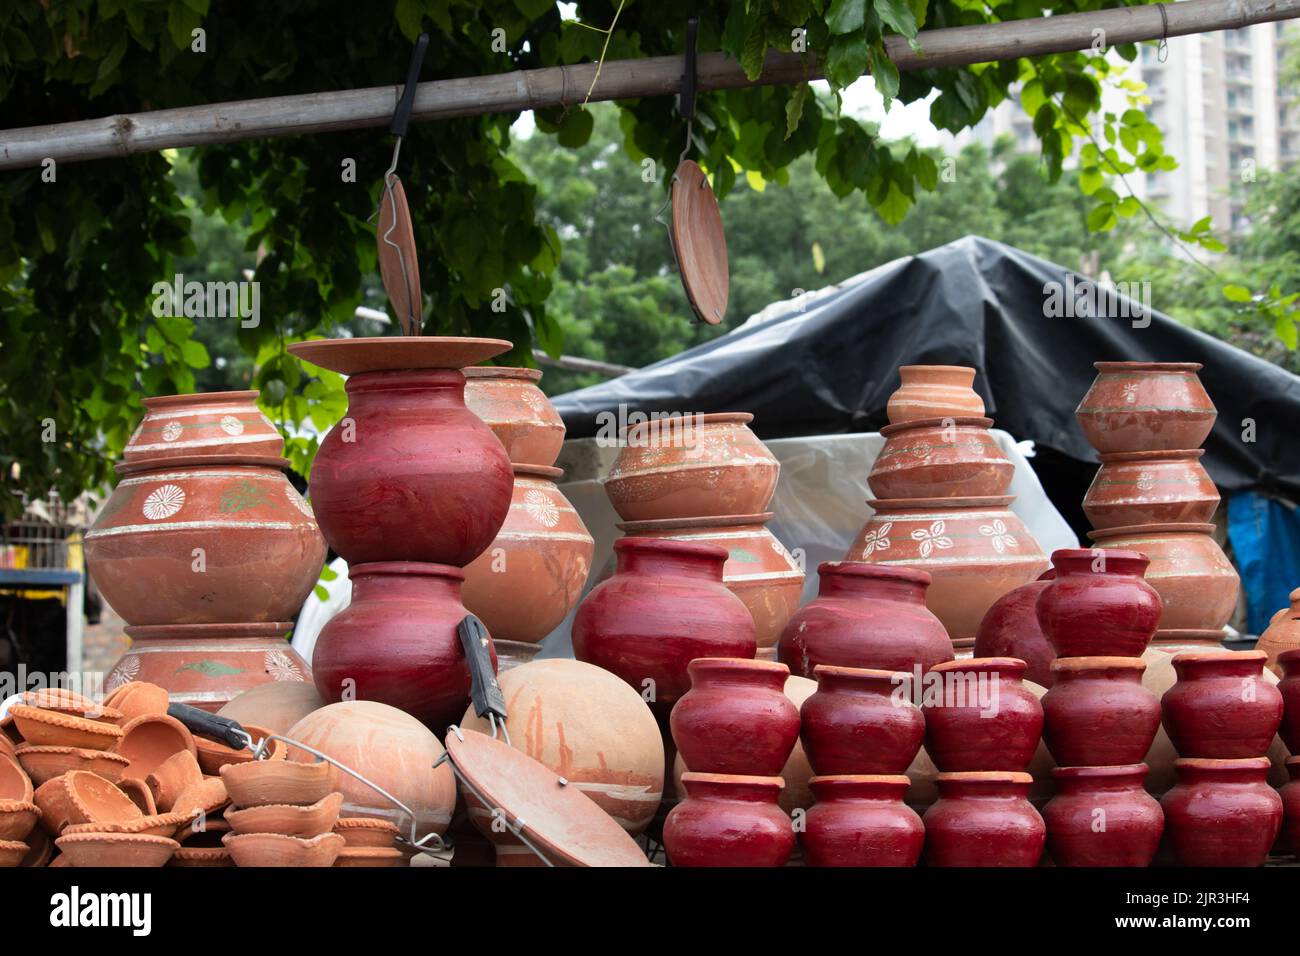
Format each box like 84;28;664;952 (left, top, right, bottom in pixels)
1082;450;1219;529
461;465;594;645
870;417;1013;499
1075;362;1216;454
125;391;284;461
886;366;985;424
463;367;565;468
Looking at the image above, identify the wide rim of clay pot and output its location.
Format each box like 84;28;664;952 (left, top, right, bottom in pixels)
1173;756;1271;773
15;745;131;776
513;463;563;480
1097;448;1207;464
170;847;233;865
115;453;291;476
124;621;294;640
1050;547;1149;569
60;770;146;825
930;656;1027;676
1050;656;1147;675
116;713;198;759
898;364;977;379
935;770;1034;785
142;389;260;409
817;561;932;586
287;336;512;375
811;663;905;683
613;536;729;563
1170;648;1267;666
617;512;774;533
680;771;784;790
1088;522;1216;541
866;495;1015;512
9;705;125;746
63;811;189;837
18;689;121;720
462;366;543;383
1092;361;1204;373
346;561;465;581
55;831;180;855
878;415;994;437
221;829;346;862
0;754;33;802
809;773;911;787
1051;763;1149;783
224;791;343;835
687;657;789;679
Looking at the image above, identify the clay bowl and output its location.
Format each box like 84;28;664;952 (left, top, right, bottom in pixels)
219;758;338;808
0;730;17;762
116;777;157;815
34;770;143;836
169;847;235;867
145;750;204;812
63;812;189;838
0;839;26;867
194;724;285;775
7;705;125;751
171;778;230;820
225;791;343;837
0;800;41;841
55;832;179;867
334;846;404;867
0;753;33;802
102;682;171;722
18;689;123;723
222;831;345;867
114;713;197;782
14;745;130;786
334;816;401;848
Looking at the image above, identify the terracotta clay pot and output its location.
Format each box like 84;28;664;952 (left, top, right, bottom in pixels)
225;792;343;836
145;750;204;812
0;839;28;867
113;713;197;782
462;366;565;467
217;682;323;736
1042;657;1160;766
14;746;130;787
63;812;189;838
103;681;171;721
870;417;1013;499
664;773;794;867
778;563;952;678
1075;361;1216;454
0;753;32;802
922;658;1043;772
800;665;924;775
1161;650;1282;758
972;572;1055;687
1279;758;1300;854
923;771;1045;867
170;847;234;867
461;465;593;645
116;777;157;816
55;832;179;867
16;688;120;720
1083;450;1219;529
7;705;124;751
1043;764;1163;867
223;830;345;867
886;365;985;424
219;758;338;808
1279;648;1300;752
194;723;286;775
671;658;799;776
1036;549;1162;658
334;817;400;848
34;770;143;835
0;800;40;842
312;562;495;732
125;391;283;462
1259;591;1300;675
572;538;756;715
801;774;923;867
603;413;779;522
1160;757;1281;866
846;496;1049;646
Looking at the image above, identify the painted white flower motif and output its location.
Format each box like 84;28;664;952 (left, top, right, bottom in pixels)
521;391;545;411
523;489;560;528
265;650;304;682
1136;471;1156;491
911;520;954;558
104;656;140;693
1122;383;1138;405
966;439;986;456
143;484;186;520
861;521;893;558
910;441;933;461
162;421;183;441
979;519;1018;554
220;415;245;436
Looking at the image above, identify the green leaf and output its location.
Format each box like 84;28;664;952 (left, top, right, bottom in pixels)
826;0;868;34
1078;168;1104;195
1276;314;1299;350
556;108;594;148
1020;79;1046;119
394;0;424;41
826;32;869;90
785;83;809;140
867;43;900;104
1086;203;1117;232
873;0;918;39
874;179;911;225
1223;284;1254;303
740;17;769;80
514;0;555;18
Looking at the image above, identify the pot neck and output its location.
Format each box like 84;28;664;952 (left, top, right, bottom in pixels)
1053;767;1146;794
688;659;786;693
682;776;781;804
1173;655;1265;682
1176;762;1269;786
349;564;464;602
814;667;898;696
343;369;468;406
809;777;908;803
1051;549;1149;580
615;541;725;581
1053;663;1143;685
900;365;973;388
818;566;927;604
937;777;1030;800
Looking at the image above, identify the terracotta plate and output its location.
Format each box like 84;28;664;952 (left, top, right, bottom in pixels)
288;337;512;375
444;728;651;868
669;159;729;325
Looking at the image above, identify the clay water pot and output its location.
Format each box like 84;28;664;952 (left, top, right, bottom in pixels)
170;847;234;867
1161;650;1282;758
846;496;1048;646
1041;657;1160;766
1043;764;1163;867
125;390;283;462
225;791;343;836
64;812;189;838
870;417;1013;499
335;846;404;867
1087;524;1238;631
194;723;286;775
218;682;323;736
1160;757;1281;867
1279;648;1300;751
461;465;594;645
0;753;32;802
223;830;345;867
1279;758;1300;854
973;573;1055;687
921;658;1043;772
15;745;130;786
886;365;985;424
334;817;401;848
778;563;952;678
1035;549;1161;658
55;832;179;867
7;705;124;751
84;455;326;626
1083;450;1219;529
1074;361;1215;454
572;537;756;715
800;665;924;775
664;773;794;867
462;366;565;467
604;413;779;522
34;770;143;835
1259;592;1300;675
113;713;196;781
145;750;204;812
219;758;338;808
923;771;1044;866
103;681;171;721
801;774;923;867
311;562;494;733
671;658;798;776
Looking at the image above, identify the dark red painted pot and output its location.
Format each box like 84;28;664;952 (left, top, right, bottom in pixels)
670;658;799;776
800;665;924;775
1041;657;1160;767
777;563;953;678
572;538;756;715
1272;649;1300;753
1160;757;1282;867
802;775;923;867
973;572;1055;687
311;562;496;733
1036;548;1162;657
921;657;1043;772
1279;757;1300;855
309;369;513;566
1161;650;1282;758
923;772;1045;867
663;773;794;867
1043;764;1163;867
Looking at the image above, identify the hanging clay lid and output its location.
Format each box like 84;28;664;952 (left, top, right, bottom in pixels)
669;159;728;325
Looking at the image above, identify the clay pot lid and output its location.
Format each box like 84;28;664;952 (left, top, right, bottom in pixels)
125;622;294;641
879;416;994;436
1051;764;1148;781
1088;522;1215;540
811;663;902;682
115;454;290;476
0;754;32;802
1171;649;1267;665
444;727;651;867
1173;756;1271;772
935;771;1034;784
1050;656;1147;674
867;495;1015;511
463;366;542;382
63;811;189;837
618;513;774;534
931;657;1026;675
818;562;931;586
287;337;512;374
687;657;788;678
513;464;563;481
613;536;728;563
346;561;464;581
1097;448;1207;464
1093;361;1204;373
669;159;728;325
8;705;125;748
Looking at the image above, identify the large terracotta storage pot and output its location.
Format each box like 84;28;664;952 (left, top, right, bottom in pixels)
1160;757;1281;867
125;391;284;461
461;465;593;645
1083;450;1219;529
973;573;1054;687
85;456;326;626
572;538;756;715
664;773;794;867
869;417;1013;499
801;775;923;867
1036;549;1161;658
778;563;952;678
886;365;984;424
603;413;779;522
1041;657;1160;767
1161;650;1282;758
846;496;1048;646
218;683;323;736
462;367;564;468
1258;590;1300;675
800;665;924;775
311;562;495;733
922;771;1045;867
1043;764;1163;867
671;658;798;776
1279;648;1300;752
1088;524;1238;631
1280;757;1300;854
922;658;1043;772
1075;361;1216;454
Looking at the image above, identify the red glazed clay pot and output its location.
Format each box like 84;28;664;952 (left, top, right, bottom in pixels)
670;658;799;776
1279;648;1300;752
1083;450;1219;529
1043;764;1163;867
973;572;1055;687
1041;657;1160;766
1259;592;1300;675
800;665;924;775
921;658;1043;772
125;391;283;461
1036;548;1162;658
1279;758;1300;854
307;369;513;566
1160;757;1281;867
923;771;1045;867
311;562;495;733
886;365;985;424
572;538;756;715
802;774;923;867
870;417;1013;499
1161;650;1282;758
778;563;952;678
1075;361;1216;454
663;773;794;867
462;367;565;468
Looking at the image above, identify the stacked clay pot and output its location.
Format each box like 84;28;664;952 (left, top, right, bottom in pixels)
220;758;352;867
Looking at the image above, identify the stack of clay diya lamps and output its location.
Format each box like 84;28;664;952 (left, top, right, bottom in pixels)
83;391;324;709
845;365;1049;651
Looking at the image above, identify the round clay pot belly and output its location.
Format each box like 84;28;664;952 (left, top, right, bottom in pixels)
1083;450;1219;529
1074;362;1216;454
870;417;1013;499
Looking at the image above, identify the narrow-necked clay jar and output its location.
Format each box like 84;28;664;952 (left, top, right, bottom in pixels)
1259;591;1300;675
1161;650;1282;758
125;390;283;461
1083;449;1219;529
663;773;794;867
923;771;1045;867
801;774;923;867
1278;648;1300;753
1278;757;1300;855
1075;361;1216;454
886;365;985;424
1041;657;1160;767
921;658;1043;772
870;417;1013;499
1160;757;1281;867
670;658;799;776
1035;549;1162;658
462;366;565;467
972;572;1055;687
800;665;924;775
1043;764;1163;867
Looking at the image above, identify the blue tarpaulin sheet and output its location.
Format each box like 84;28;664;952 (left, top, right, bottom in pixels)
1227;491;1300;634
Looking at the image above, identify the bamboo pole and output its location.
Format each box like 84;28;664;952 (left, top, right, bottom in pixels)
2;0;1296;170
